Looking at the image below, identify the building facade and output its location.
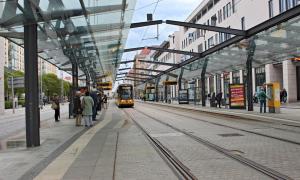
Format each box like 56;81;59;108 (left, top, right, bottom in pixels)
179;0;300;102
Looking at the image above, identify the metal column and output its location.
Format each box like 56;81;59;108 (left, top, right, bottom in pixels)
201;58;208;107
246;38;256;111
69;63;78;118
24;0;40;147
164;76;169;103
178;67;184;90
155;77;160;102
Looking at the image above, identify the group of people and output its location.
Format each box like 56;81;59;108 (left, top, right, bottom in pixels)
73;91;108;127
51;91;108;127
209;92;223;108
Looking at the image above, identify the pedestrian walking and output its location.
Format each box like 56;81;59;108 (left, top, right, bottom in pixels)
82;91;94;127
210;92;216;107
103;94;108;109
51;95;60;122
216;92;223;108
73;91;82;126
282;88;287;103
258;88;268;113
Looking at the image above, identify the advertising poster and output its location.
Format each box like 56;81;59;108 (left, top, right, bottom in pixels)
178;89;189;104
229;84;246;109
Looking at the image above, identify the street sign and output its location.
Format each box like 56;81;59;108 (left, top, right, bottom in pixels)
8;77;24;88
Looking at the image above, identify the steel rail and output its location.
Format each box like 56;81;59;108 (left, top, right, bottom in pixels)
133;108;293;180
143;103;300;146
123;109;198;180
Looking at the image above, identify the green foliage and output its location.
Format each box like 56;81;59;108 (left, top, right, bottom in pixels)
4;69;25;98
42;73;71;98
5;101;12;109
18;100;25;107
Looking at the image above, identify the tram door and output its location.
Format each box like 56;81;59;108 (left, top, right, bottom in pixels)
297;66;300;100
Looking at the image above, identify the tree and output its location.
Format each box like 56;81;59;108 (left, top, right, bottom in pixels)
42;73;71;98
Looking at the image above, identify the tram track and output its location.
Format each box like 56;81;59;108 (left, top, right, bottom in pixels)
140;103;300;146
123;109;198;180
129;107;293;180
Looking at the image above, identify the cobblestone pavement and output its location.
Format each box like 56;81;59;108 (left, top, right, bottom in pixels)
135;102;300;179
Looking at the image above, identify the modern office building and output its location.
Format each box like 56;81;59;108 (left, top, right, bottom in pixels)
179;0;300;102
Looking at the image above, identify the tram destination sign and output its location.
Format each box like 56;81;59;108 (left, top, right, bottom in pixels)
7;77;24;88
229;84;246;109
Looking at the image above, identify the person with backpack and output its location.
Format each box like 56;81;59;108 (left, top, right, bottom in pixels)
258;87;269;113
81;91;94;127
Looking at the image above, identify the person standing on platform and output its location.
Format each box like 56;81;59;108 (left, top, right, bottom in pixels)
216;92;223;108
282;88;287;103
103;94;108;109
258;88;268;113
90;90;98;121
52;95;60;122
97;93;102;112
82;91;94;127
73;91;82;126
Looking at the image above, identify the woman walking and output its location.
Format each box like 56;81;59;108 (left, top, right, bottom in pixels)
82;91;94;127
52;95;60;122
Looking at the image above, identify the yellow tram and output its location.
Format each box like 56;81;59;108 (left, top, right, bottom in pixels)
115;84;134;107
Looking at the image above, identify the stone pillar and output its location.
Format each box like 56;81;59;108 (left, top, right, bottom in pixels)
229;72;233;84
265;64;283;88
221;73;224;98
0;37;4;114
213;75;217;93
239;70;243;83
283;60;297;102
252;68;256;93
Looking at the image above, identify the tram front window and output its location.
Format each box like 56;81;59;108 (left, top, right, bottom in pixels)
120;87;132;100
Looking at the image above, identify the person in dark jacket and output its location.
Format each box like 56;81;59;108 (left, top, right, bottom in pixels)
73;91;82;126
53;95;60;122
97;93;102;111
216;92;223;108
90;91;98;121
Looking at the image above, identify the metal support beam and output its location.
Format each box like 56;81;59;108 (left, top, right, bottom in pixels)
178;67;184;90
164;76;169;103
128;73;156;77
138;60;178;67
24;0;40;147
70;63;78;118
166;20;246;36
201;59;208;107
155;77;160;102
246;38;256;111
130;20;163;28
116;60;135;64
124;47;200;57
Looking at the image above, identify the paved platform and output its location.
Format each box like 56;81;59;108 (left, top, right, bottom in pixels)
0;106;99;180
141;100;300;126
32;102;300;179
35;103;176;180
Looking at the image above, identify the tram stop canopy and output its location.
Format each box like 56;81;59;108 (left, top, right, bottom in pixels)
0;0;137;80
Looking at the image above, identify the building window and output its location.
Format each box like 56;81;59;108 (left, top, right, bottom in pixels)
226;3;232;17
255;66;266;87
232;71;240;84
218;9;222;23
279;0;297;13
215;34;218;45
269;0;274;18
208;37;214;48
211;14;217;26
232;0;236;13
241;17;245;30
223;6;226;20
198;44;203;53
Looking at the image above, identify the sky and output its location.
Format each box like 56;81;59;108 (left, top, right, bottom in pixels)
122;0;203;62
